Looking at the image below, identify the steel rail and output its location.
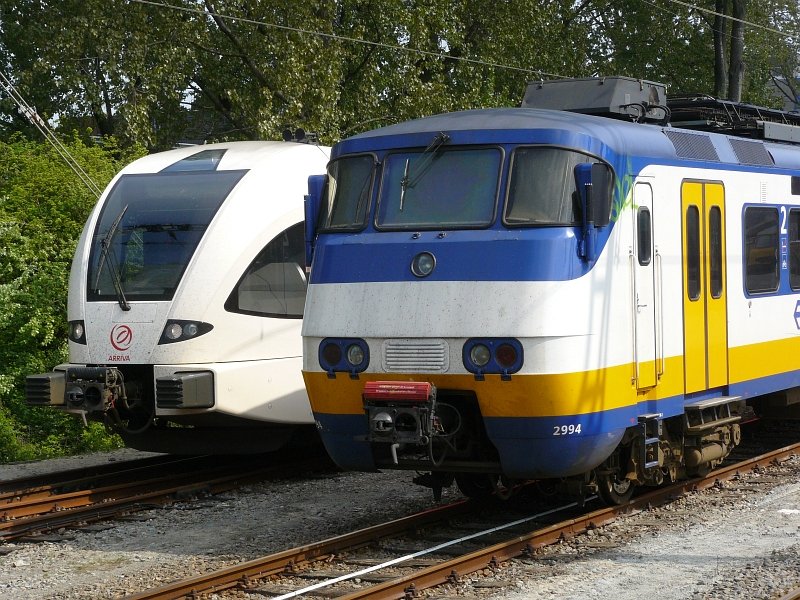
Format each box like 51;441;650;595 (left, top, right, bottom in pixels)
0;456;215;506
1;457;328;541
126;441;800;600
337;441;800;600
121;500;478;600
1;463;257;519
0;455;188;495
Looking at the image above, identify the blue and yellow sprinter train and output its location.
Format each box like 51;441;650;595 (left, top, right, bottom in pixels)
301;77;800;503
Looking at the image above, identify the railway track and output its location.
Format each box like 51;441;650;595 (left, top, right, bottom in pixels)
123;440;800;600
1;450;331;542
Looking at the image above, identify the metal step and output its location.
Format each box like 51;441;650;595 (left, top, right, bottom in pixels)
684;395;743;434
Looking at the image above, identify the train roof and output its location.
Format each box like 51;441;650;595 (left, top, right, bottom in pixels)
337;107;800;171
121;140;330;175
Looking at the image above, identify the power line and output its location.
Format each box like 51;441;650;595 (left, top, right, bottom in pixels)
128;0;567;80
0;70;103;198
663;0;795;39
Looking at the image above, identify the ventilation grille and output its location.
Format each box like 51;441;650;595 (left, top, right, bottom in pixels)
156;378;184;408
382;339;449;373
25;375;55;405
729;139;774;166
664;130;720;161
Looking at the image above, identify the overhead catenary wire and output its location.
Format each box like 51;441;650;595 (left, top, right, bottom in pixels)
0;70;103;198
663;0;796;40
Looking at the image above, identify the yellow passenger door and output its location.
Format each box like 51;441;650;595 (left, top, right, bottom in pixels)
681;181;728;394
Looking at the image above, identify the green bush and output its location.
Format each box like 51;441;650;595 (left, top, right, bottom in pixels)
0;134;144;463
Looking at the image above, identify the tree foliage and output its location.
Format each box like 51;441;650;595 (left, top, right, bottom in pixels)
2;0;796;150
0;135;143;461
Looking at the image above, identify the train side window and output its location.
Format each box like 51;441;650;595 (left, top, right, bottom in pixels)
225;222;307;318
709;206;723;298
686;206;701;301
790;209;800;290
744;207;779;294
637;206;652;266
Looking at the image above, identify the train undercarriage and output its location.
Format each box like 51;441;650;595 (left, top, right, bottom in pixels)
361;381;749;505
25;364;316;454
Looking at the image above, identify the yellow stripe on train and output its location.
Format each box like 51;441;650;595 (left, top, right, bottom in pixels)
304;356;686;419
305;334;800;419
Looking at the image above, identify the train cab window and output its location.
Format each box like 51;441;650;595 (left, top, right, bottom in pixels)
637;207;652;266
321;155;375;231
377;147;500;229
686;206;701;301
87;170;245;302
225;222;307;318
790;209;800;290
505;148;608;226
744;207;779;294
709;206;723;298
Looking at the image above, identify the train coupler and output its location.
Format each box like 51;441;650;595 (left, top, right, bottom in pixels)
363;381;437;447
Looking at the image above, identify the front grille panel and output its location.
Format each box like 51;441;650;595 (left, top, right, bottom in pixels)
382;339;449;373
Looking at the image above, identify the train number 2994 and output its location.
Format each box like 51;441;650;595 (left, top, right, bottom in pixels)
553;424;582;436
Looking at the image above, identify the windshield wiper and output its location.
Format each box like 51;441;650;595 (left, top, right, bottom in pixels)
93;204;131;311
399;131;450;211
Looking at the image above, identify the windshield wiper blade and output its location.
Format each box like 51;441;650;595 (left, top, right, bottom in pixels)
398;131;450;211
399;158;411;211
94;205;131;311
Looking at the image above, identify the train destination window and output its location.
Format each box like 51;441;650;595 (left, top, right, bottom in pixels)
321;155;375;231
376;147;501;229
744;207;779;294
637;206;652;266
790;209;800;290
686;206;701;301
225;222;307;318
709;206;723;298
505;148;606;226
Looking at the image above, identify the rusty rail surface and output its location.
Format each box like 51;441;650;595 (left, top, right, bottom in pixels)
0;455;190;495
125;442;800;600
1;454;330;541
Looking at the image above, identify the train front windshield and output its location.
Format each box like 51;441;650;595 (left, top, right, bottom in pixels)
87;170;246;302
322;146;604;231
321;148;502;231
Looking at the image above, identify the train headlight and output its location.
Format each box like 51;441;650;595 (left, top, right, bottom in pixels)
346;344;366;367
411;252;436;278
319;338;369;377
159;320;214;344
463;338;524;380
469;344;491;367
68;320;87;345
166;323;183;340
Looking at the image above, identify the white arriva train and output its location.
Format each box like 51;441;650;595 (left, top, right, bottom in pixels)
26;141;330;453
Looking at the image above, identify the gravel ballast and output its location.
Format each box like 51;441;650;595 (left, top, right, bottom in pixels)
1;450;799;599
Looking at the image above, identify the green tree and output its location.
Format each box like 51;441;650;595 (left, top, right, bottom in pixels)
0;135;142;461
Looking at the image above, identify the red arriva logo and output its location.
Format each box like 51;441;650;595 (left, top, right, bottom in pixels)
110;324;133;352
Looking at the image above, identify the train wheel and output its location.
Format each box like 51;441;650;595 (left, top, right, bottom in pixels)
455;473;512;500
596;470;635;505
